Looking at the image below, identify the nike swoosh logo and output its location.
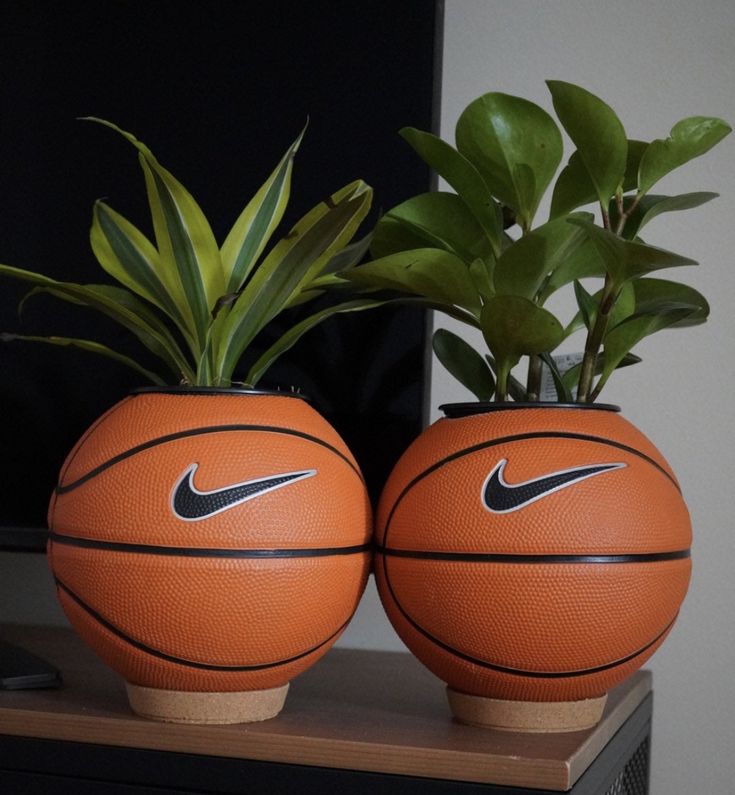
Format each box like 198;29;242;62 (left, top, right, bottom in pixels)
483;459;625;514
171;464;316;521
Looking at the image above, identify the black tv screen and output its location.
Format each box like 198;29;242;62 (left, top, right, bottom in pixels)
0;0;442;550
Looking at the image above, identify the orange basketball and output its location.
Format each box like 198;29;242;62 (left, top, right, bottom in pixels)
48;388;372;694
375;403;691;702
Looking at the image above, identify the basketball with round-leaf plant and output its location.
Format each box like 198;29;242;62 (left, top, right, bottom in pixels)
345;81;730;402
0;119;375;387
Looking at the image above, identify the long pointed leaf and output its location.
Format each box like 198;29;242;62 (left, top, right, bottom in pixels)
0;333;166;385
84;118;225;350
212;193;371;383
0;264;193;381
285;180;372;297
221;126;306;294
91;200;193;345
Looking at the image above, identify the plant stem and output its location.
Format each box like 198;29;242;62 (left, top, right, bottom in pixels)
526;355;543;401
495;361;510;402
576;278;617;402
614;192;643;237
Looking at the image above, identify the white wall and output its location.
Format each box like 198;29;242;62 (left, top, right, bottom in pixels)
3;3;734;792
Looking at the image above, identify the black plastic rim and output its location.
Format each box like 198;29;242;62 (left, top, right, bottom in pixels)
439;401;621;419
133;386;310;402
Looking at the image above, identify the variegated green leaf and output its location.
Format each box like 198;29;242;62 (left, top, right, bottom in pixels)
91;200;193;346
221;126;305;294
84;118;225;352
212;193;371;383
285;180;373;301
0;333;166;385
0;264;193;381
316;232;373;277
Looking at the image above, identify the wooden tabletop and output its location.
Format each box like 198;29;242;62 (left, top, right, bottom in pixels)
0;625;651;791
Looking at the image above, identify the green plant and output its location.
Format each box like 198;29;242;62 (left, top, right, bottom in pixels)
345;81;730;402
0;119;376;387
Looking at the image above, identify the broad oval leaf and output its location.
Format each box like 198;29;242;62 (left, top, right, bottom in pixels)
374;192;493;264
469;257;495;301
630;277;709;327
550;140;648;218
638;116;732;195
598;306;697;391
432;327;495;401
547;81;627;208
612;191;719;239
345;248;480;315
480;294;564;361
566;280;636;337
538;237;605;301
399;127;504;254
455;92;563;230
494;214;587;299
567;217;697;286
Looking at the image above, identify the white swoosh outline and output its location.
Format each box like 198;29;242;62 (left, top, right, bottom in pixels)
171;463;317;522
482;458;625;514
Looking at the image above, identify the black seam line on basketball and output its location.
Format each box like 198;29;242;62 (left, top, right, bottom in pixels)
381;431;681;549
54;424;363;494
379;552;678;678
53;577;353;672
56;395;134;486
374;546;691;564
48;532;372;559
50;396;135;528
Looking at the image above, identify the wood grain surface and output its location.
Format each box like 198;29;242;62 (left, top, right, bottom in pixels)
0;625;651;790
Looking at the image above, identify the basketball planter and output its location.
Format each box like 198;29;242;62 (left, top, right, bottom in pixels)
47;388;372;724
375;403;691;732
